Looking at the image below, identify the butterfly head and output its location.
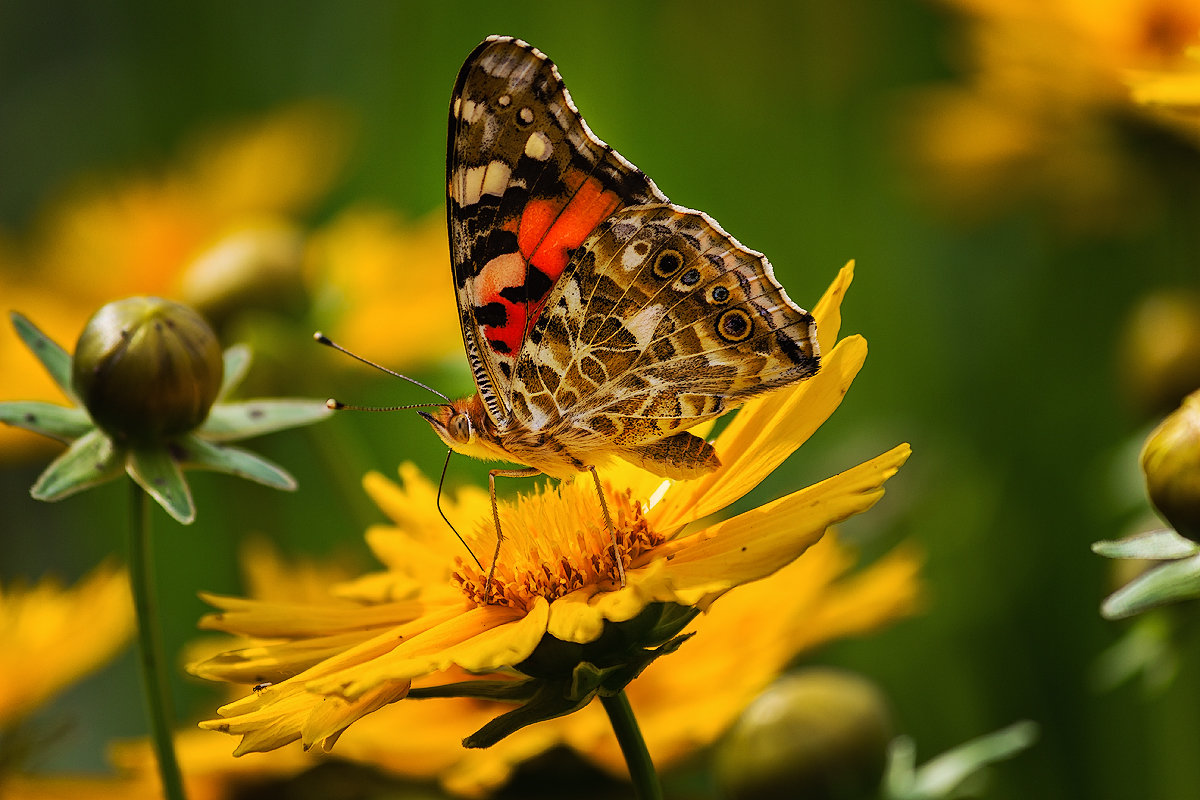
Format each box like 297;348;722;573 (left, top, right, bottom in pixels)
418;394;501;462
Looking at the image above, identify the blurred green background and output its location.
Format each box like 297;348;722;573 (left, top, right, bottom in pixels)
3;1;1199;798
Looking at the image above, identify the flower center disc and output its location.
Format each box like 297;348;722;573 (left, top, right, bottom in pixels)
454;482;663;609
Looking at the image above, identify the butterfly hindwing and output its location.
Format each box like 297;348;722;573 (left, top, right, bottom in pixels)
447;36;667;426
510;204;819;458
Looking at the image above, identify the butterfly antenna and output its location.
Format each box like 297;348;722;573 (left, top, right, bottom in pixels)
436;447;485;572
314;332;451;403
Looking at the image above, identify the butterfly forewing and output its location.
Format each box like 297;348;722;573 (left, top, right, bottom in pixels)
447;36;667;426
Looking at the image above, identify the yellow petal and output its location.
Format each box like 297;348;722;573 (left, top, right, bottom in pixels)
0;561;134;724
812;260;855;353
306;599;549;699
653;335;869;529
655;444;911;609
301;677;411;752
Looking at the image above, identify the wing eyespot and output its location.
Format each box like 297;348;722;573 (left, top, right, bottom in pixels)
652;248;684;279
716;308;753;343
708;285;731;304
679;268;701;286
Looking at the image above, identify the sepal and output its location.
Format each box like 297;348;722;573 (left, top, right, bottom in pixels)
0;401;92;442
178;435;297;490
9;311;79;404
128;446;195;524
198;399;332;441
30;429;123;501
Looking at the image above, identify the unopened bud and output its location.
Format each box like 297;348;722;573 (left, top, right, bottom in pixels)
72;297;224;443
714;668;892;800
1142;389;1200;540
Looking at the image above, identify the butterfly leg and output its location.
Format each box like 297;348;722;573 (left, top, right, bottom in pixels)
587;465;627;588
486;466;543;599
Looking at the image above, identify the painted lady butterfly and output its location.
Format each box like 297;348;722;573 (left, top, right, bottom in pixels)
421;36;820;587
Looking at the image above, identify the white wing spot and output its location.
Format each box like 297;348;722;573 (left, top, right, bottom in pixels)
453;97;462;118
460;99;486;124
524;131;553;161
519;107;535;124
498;94;512;107
482;161;513;197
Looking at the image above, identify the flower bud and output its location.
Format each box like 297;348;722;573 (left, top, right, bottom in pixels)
714;668;892;800
72;297;224;443
1142;389;1200;540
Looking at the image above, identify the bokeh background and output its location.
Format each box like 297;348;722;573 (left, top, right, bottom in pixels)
4;1;1200;798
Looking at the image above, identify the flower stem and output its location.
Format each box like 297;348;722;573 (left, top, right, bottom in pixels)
601;690;662;800
128;480;187;800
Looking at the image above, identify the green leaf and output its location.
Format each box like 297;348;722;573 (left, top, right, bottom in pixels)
198;398;332;441
0;401;92;442
128;446;195;524
10;311;79;404
216;344;252;402
1092;529;1200;560
463;664;609;749
885;721;1038;800
31;429;123;501
177;435;297;490
1101;553;1200;619
463;634;694;749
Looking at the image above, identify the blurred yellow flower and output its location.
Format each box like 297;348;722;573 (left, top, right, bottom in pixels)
189;263;914;793
0;562;134;726
305;207;461;370
906;0;1200;227
1;103;350;458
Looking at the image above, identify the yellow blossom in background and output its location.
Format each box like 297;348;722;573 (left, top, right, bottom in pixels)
0;562;134;725
189;263;914;791
0;103;351;459
305;207;461;369
905;0;1200;227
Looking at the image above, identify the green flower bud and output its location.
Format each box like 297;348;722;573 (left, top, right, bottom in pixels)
715;668;892;800
72;297;224;443
1142;389;1200;540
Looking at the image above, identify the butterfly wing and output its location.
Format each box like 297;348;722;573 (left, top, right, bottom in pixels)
510;204;819;456
447;36;667;427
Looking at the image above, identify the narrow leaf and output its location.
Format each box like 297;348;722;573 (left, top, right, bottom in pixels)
0;401;92;442
1101;553;1200;619
463;675;600;749
128;446;195;524
216;344;252;402
909;720;1038;797
198;398;332;441
1092;529;1200;561
178;435;297;490
31;429;123;500
10;311;79;403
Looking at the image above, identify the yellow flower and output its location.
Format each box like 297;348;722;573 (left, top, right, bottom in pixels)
191;262;911;769
905;0;1200;226
0;562;134;725
176;531;919;797
1;103;349;459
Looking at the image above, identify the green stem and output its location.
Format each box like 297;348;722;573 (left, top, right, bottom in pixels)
600;690;662;800
128;481;187;800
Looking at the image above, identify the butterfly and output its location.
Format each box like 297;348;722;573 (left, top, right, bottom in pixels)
421;36;820;591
